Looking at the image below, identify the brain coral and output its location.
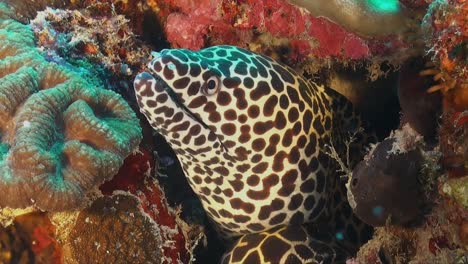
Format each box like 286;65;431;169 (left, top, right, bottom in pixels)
0;3;142;211
69;194;163;263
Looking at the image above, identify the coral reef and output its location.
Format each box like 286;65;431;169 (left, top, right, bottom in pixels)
422;0;467;110
99;148;195;263
440;110;467;179
345;0;466;256
349;125;427;227
0;146;195;263
399;0;431;10
443;176;468;208
156;0;421;69
1;3;195;263
69;194;165;263
1;0;70;21
30;6;152;96
350;113;467;263
0;3;142;211
347;1;467;261
0;0;466;263
289;0;412;37
398;60;442;142
353;190;467;264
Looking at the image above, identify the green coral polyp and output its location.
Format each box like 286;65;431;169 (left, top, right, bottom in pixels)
0;144;7;155
366;0;400;13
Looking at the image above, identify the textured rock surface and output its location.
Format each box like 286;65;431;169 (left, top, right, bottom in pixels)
350;138;425;226
99;148;192;263
69;194;164;264
422;0;467;110
156;0;421;69
349;125;426;227
289;0;412;37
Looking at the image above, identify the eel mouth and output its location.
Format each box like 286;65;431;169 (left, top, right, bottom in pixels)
152;75;230;153
154;75;204;125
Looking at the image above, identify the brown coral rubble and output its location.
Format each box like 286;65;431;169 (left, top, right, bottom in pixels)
68;194;164;264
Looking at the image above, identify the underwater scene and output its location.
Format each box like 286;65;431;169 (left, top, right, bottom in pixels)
0;0;466;263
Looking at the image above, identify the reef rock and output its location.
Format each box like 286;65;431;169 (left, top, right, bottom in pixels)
156;0;421;68
349;124;427;227
68;194;164;264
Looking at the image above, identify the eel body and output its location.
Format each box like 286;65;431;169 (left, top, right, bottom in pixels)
134;45;373;263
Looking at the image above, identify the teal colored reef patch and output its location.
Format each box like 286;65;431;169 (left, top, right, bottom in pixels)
366;0;400;13
0;144;7;159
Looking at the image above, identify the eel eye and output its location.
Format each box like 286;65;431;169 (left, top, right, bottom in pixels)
202;75;220;96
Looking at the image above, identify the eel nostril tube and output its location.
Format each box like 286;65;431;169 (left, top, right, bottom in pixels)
151;51;161;59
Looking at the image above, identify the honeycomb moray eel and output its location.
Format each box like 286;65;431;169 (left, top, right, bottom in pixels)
134;46;375;263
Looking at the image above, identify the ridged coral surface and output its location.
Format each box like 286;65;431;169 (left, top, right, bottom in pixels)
69;195;164;263
0;4;142;211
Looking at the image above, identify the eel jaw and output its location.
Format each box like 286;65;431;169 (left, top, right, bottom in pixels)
135;72;230;154
162;83;230;153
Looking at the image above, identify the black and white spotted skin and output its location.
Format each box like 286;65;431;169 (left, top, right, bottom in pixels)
134;45;373;262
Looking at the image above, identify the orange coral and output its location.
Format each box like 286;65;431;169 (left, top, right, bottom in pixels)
422;0;468;110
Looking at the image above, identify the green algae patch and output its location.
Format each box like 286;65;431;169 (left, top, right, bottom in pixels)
442;176;468;208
